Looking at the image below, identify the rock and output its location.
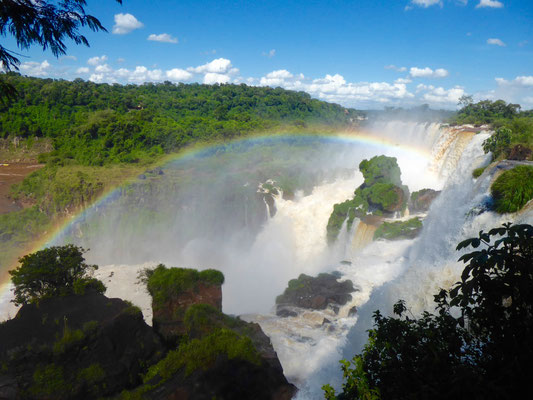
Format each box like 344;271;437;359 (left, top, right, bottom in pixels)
322;318;331;326
348;306;357;317
276;273;356;316
409;188;440;213
508;144;532;161
138;174;146;180
0;293;164;399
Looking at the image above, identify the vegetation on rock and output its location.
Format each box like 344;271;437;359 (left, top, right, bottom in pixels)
323;223;533;399
490;165;533;213
8;244;105;306
373;217;423;241
327;156;408;244
143;264;224;310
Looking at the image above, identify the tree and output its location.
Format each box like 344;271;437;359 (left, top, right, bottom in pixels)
0;0;122;101
9;244;105;306
324;223;533;399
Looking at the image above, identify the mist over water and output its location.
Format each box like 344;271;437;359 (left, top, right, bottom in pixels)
5;122;532;398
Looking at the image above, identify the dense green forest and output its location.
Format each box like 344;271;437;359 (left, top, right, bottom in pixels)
0;73;361;165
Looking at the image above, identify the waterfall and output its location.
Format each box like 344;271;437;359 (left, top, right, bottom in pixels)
351;221;378;250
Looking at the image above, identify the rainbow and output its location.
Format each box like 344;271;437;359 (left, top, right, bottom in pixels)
0;130;434;301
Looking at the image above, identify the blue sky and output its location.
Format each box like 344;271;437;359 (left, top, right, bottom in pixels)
3;0;533;109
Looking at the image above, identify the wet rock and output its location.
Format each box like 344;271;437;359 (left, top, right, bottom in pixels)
276;273;356;316
0;293;164;399
348;306;357;317
322;318;331;326
409;188;440;213
508;144;532;161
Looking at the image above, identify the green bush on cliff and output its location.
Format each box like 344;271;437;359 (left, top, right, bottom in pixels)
491;165;533;213
144;328;261;383
143;265;224;309
472;166;487;178
9;245;105;306
373;218;423;241
327;155;408;244
183;304;241;337
359;155;402;187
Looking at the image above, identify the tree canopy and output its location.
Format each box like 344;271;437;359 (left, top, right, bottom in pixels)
9;244;105;305
324;223;533;399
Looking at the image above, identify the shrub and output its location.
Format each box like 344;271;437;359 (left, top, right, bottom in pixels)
472;166;486;178
9;245;105;306
491;165;533;213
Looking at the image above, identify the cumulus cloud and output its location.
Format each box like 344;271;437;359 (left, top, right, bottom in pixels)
19;60;51;76
416;84;465;104
496;76;533;87
60;55;77;61
409;67;449;78
87;55;107;66
189;58;233;74
76;67;90;74
147;33;178;43
204;73;231;84
476;0;503;8
166;68;193;81
112;13;143;35
487;38;506;46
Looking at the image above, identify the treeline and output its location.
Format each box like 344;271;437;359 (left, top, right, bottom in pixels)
0;73;362;165
451;98;533;159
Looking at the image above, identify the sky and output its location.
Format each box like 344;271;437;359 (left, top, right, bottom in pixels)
2;0;533;109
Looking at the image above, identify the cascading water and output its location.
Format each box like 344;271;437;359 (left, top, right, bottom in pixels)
2;122;531;399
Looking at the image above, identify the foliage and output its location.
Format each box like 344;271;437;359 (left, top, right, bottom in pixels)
31;363;71;398
142;264;224;309
325;223;533;399
451;99;533;160
490;165;533;213
327;156;407;244
0;0;121;101
144;328;260;383
0;74;361;164
8;244;104;305
359;156;402;187
53;324;85;354
373;217;422;241
472;166;486;178
482;127;512;159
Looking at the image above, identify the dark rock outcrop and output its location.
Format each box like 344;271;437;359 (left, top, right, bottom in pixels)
0;292;164;399
409;188;440;213
276;273;356;316
152;281;222;344
508;144;532;161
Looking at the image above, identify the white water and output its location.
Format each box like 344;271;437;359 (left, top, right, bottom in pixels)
2;121;532;399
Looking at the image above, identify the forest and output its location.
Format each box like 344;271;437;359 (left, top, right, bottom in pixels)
0;73;362;165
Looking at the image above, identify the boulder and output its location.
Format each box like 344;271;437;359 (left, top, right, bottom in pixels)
276;273;356;316
409;189;440;213
0;293;164;399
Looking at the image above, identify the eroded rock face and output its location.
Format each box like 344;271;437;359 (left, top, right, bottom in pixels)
152;282;222;344
276;273;356;317
508;144;532;161
0;292;164;400
409;188;440;213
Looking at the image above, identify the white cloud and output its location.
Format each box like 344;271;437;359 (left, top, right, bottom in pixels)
487;38;506;46
166;68;193;82
385;65;407;72
395;78;412;84
19;60;51;76
416;84;465;104
496;76;533;87
409;67;449;78
60;55;77;61
204;73;230;84
189;58;233;74
147;33;178;43
262;49;276;58
87;55;107;66
476;0;503;8
112;13;143;35
407;0;443;8
76;67;90;74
